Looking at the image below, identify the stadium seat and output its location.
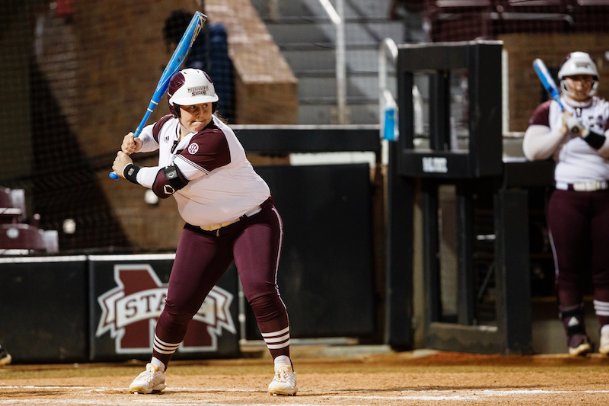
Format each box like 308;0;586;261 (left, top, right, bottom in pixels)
568;0;609;32
501;0;566;11
0;187;24;223
0;186;59;254
427;0;497;41
496;0;569;16
0;187;11;207
434;0;494;8
0;224;47;253
572;0;609;4
492;0;572;35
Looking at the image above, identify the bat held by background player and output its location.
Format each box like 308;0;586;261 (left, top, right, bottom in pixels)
532;58;585;135
532;58;564;111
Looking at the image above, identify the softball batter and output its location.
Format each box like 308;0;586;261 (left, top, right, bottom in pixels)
524;52;609;356
113;68;296;395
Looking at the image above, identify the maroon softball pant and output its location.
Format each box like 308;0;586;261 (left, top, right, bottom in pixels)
153;198;289;366
547;189;609;310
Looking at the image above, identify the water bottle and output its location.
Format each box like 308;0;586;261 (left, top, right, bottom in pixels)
382;102;398;141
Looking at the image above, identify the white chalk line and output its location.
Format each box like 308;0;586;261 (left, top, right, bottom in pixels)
0;385;256;392
1;386;609;404
331;389;609;401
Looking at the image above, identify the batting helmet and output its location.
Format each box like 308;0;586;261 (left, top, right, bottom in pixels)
558;52;599;97
167;69;219;117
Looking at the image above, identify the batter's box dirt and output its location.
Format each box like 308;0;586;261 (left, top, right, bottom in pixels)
1;351;609;405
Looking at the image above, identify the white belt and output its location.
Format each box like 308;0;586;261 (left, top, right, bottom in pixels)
200;206;262;232
555;180;609;192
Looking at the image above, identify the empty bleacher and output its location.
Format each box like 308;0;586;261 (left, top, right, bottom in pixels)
0;186;58;255
427;0;609;41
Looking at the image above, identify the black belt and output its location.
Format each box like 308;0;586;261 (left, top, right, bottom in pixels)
185;196;273;237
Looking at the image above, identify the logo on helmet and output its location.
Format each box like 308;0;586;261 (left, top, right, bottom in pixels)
188;85;209;97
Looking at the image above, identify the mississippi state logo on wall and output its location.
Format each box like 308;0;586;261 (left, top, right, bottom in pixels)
96;264;236;354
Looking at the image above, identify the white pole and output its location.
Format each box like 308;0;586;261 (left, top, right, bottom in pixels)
378;38;398;122
319;0;347;123
335;0;347;124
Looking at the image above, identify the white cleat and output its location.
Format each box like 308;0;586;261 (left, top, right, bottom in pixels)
268;364;297;396
568;340;592;356
599;325;609;356
129;363;166;394
0;348;11;367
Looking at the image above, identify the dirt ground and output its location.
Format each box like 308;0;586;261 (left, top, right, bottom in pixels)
2;347;609;405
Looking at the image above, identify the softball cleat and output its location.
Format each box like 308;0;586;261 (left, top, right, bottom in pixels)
568;334;592;356
268;364;297;396
599;325;609;355
0;345;11;366
129;363;166;394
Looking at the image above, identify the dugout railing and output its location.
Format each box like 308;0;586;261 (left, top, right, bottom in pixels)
387;40;554;354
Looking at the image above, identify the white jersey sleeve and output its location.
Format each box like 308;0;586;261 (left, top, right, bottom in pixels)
137;123;159;153
135;166;162;188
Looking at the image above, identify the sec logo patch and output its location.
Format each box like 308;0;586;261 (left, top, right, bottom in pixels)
188;143;199;154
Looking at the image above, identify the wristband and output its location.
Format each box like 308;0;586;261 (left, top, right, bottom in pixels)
123;163;141;184
582;130;606;150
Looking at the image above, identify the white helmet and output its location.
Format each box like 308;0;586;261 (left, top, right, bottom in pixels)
558;52;599;97
167;69;218;115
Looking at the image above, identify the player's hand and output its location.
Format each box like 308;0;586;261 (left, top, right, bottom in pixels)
121;132;142;154
561;112;588;137
112;151;133;179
